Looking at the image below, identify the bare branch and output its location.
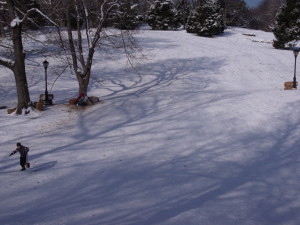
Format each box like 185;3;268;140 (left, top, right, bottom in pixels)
49;64;69;91
75;2;86;68
0;42;13;49
22;32;49;46
92;0;119;48
0;56;14;70
15;7;41;29
20;8;58;27
81;0;91;49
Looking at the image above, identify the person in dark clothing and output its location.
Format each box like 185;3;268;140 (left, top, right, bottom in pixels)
9;143;29;171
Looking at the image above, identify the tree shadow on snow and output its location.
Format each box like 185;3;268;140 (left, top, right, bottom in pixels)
0;56;227;168
29;161;57;172
2;94;300;225
6;54;300;225
95;56;226;101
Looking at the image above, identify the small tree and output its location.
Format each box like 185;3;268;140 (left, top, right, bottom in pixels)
272;0;300;49
50;0;140;96
186;0;225;37
0;0;41;114
0;0;58;114
146;0;180;30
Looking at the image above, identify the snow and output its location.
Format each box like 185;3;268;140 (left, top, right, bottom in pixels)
10;17;22;27
1;27;300;225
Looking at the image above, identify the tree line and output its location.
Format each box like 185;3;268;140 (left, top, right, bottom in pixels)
0;0;299;114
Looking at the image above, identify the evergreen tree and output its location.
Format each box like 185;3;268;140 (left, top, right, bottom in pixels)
175;0;191;28
186;0;225;37
146;0;180;30
185;10;198;33
223;0;249;27
272;0;300;49
112;0;141;30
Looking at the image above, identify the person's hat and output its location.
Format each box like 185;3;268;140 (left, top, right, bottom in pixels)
16;142;21;147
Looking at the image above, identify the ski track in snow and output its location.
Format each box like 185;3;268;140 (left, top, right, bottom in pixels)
0;27;300;225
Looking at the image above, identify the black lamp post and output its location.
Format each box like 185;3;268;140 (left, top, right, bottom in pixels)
43;60;50;105
293;47;300;89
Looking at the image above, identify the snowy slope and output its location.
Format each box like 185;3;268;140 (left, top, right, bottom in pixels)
1;27;300;225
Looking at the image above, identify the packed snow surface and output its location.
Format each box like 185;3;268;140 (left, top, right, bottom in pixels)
1;27;300;225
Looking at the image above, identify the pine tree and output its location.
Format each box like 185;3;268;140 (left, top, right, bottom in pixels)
175;0;191;28
185;10;198;33
112;0;141;30
186;0;225;37
272;0;300;49
223;0;250;27
146;0;181;30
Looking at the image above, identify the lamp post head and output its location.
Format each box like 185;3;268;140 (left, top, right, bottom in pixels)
43;60;49;69
293;47;300;58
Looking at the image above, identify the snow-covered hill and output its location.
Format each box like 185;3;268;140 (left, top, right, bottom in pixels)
1;27;300;225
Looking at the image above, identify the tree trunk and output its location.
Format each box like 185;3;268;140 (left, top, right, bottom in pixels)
12;26;31;114
76;69;91;96
6;0;31;114
77;75;88;96
66;3;92;97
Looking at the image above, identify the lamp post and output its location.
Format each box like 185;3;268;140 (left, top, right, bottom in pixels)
43;60;50;105
293;47;300;89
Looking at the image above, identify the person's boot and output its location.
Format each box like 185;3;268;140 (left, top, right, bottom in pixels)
20;167;26;171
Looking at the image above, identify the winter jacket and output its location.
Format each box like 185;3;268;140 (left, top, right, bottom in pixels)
10;146;29;158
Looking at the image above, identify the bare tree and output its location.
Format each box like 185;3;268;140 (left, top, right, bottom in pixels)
0;0;141;112
251;0;286;31
0;0;31;114
47;0;140;96
0;0;58;114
